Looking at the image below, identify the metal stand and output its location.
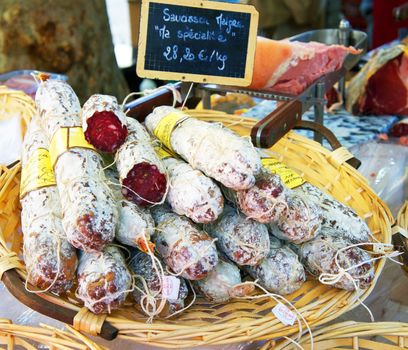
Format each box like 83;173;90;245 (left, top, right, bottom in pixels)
313;82;325;143
338;19;352;102
202;90;212;109
193;27;366;147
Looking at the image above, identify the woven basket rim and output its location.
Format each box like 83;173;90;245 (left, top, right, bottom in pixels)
269;321;408;349
0;110;394;348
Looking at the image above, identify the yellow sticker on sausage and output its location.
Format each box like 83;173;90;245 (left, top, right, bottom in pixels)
153;112;188;151
262;158;305;189
20;148;56;198
154;145;175;160
49;127;96;167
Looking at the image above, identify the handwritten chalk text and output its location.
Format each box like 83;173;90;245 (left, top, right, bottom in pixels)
163;8;210;25
177;29;227;42
163;45;228;71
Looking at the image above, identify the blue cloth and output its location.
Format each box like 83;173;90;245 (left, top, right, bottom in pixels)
243;100;399;149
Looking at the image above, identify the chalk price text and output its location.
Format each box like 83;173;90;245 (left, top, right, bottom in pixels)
163;45;228;71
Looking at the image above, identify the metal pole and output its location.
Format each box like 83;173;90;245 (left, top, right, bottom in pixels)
338;19;351;101
202;91;211;109
314;81;325;143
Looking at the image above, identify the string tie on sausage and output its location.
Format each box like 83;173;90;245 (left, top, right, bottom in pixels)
107;130;171;207
122;83;183;113
131;232;167;322
165;281;196;319
81;283;135;315
160;225;218;278
24;238;63;294
233;280;314;350
243;196;289;223
105;159;170;207
318;242;403;322
24;196;67;293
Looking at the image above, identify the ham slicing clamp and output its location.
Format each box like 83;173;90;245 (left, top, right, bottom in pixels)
197;26;367;148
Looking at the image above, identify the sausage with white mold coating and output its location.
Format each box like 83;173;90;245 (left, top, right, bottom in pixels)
163;156;224;224
269;192;322;244
82;94;128;153
258;157;366;243
145;106;262;190
298;230;374;291
193;259;255;303
105;169;155;253
128;250;189;317
293;182;371;244
21;116;77;295
222;168;290;224
204;206;270;266
116;117;167;207
116;200;155;252
151;206;219;280
223;168;321;244
77;245;132;314
243;236;306;295
35;79;81;136
35;79;117;252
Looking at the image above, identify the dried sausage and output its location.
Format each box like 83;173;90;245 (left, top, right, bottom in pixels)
145;106;261;190
82;94;128;153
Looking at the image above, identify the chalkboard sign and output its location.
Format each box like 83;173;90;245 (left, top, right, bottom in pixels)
136;0;258;86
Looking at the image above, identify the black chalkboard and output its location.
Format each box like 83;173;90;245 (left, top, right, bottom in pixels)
137;0;258;86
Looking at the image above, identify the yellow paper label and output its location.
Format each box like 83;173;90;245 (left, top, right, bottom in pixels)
153;112;188;151
154;145;175;160
262;158;305;189
20;148;56;198
49;127;96;167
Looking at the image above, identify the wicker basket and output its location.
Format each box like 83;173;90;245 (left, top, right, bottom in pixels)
0;105;393;348
3;320;408;350
394;201;408;273
262;321;408;349
0;318;106;350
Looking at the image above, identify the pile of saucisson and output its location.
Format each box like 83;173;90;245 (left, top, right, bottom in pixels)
20;79;375;316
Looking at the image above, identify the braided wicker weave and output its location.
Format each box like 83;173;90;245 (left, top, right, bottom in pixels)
0;318;106;350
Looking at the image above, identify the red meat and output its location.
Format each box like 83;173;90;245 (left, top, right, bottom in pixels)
85;111;128;153
326;86;341;110
271;42;355;95
249;37;360;95
121;161;167;207
359;54;408;116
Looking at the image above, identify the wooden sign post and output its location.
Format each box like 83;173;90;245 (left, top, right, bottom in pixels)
136;0;258;86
